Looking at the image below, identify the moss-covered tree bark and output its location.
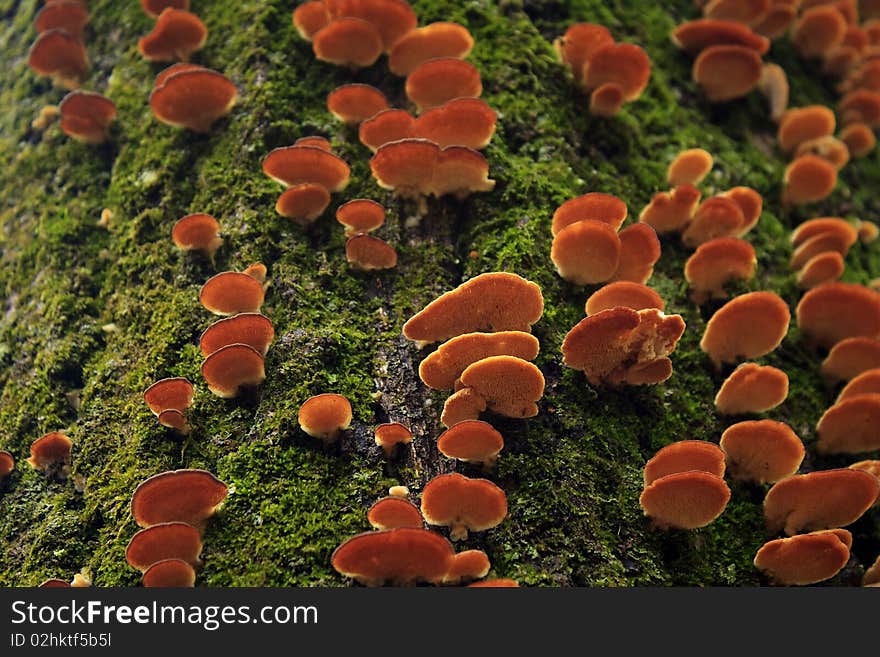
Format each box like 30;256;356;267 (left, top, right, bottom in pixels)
1;0;878;586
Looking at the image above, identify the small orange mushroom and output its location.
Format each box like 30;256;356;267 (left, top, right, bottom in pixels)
130;469;228;530
585;281;665;316
28;29;88;89
143;377;194;416
345;234;398;270
554;23;614;83
326;84;389;125
411;97;497;149
778;105;837;152
150;66;237;132
796;251;845;289
684;237;757;303
313;17;383;68
336;199;385;236
172;213;223;258
839;88;880;125
671;19;770;54
692;44;763;102
822;336;880;380
331;528;454;586
444;550;491;585
642;440;726;486
201;343;266;398
275;183;331;225
298;393;352;444
374;422;413;457
388;22;474;76
143;1;190;19
588;83;625;117
790;229;856;271
550;219;621;285
611;223;661;284
27;431;72;477
754;530;851;585
792;4;848;57
816;393;880;453
638;185;701;233
723;186;763;236
796;282;880;348
551;192;628;235
790;216;858;247
700;291;790;366
0;450;13;480
714;363;789;415
294;135;333;151
358;109;416;152
242;262;267;284
582;43;651;104
859;219;879;242
35;2;90;41
420;472;507;541
436;420;504;468
125;522;203;572
720;420;804;484
681;196;746;248
199;271;265;316
199;313;274;357
56;90;116;143
152;62;205;89
369;138;439;198
838;368;880;401
839;122;876;156
292;0;331;39
639;470;731;530
758;63;789;122
438;388;486;428
262;145;350;191
405;57;482;113
667;148;714;186
138;8;207;62
430;147;493;198
367;496;423;530
142;558;196;587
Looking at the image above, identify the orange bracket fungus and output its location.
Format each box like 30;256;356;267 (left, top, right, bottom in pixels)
199;313;274;358
0;450;13;480
436;420;504;468
28;29;89;89
840;122;876;156
444;550;491;585
327;83;389;125
275;183;331;225
27;431;73;478
201;343;266;398
336;199;386;236
172;213;223;259
796;251;845;289
402;272;544;348
839;89;880;126
777;105;837;153
849;461;880;505
262;145;351;192
589;83;625;117
714;363;789;415
298;393;353;444
292;1;331;39
332;528;454;586
125;522;203;572
671;19;770;54
795;135;850;169
138;8;207;62
816;393;880;453
411;97;497;149
199;270;265;315
551;192;628;235
642;441;726;486
724;186;763;237
667;148;714;186
796;282;880;348
700;291;790;367
325;0;417;52
790;216;858;251
782;155;838;206
57;90;116;144
684;237;757;303
789;228;856;271
131;469;229;530
389;22;474;76
150;65;237;133
585;281;665;316
554;22;615;84
582;42;652;105
792;4;849;57
432;146;495;198
294;135;333;151
345;234;398;271
551;219;621;285
374;422;413;457
142;558;196;587
420;472;507;541
681;196;746;248
405;57;482;112
612;223;661;284
358;109;416;152
822;336;880;380
754;530;851;585
367;496;423;530
720;420;805;484
35;1;90;39
639;471;731;530
418;331;540;390
764;468;879;535
313;17;382;68
143;377;194;434
838;367;880;401
638;185;702;233
692;44;763;102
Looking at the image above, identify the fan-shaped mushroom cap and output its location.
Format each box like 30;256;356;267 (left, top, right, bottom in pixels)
26;431;72;474
326;0;417;52
758;63;789;121
402;272;544;348
682;196;746;248
839;122;876;156
554;23;614;83
848;460;880;505
638;185;702;233
367;496;423;530
552;192;628;236
262;145;350;191
444;550;491;585
326;83;389;125
346;234;398;270
611;223;661;284
796;282;880;348
468;578;520;587
370;138;438;196
703;0;770;24
331;528;454;586
156;409;189;434
585;281;665;316
672;18;771;53
150;67;237;132
720;420;804;484
754;530;851;585
639;471;731;530
430;145;495;198
588;83;625;117
125;522;202;572
172;213;222;258
420;473;507;541
764;468;879;534
816;393;880;453
551;219;621;285
822;337;880;380
199;313;274;358
839;88;880;125
142;558;196;587
700;291;790;366
715;363;789;415
838;368;880;401
562;307;686;386
790;216;858;247
275;183;331;225
582;43;652;103
199;271;264;316
35;2;90;41
790;230;855;271
28;29;88;89
753;4;798;39
721;186;763;236
668;148;714;186
374;422;412;457
792;4;848;57
242;262;267;284
389;22;474;76
685;237;757;302
0;451;13;480
143;1;190;19
143;377;194;415
778;105;837;152
200;343;265;398
437;420;504;467
693;44;763;102
131;469;228;530
359;109;416;152
443;355;544;424
313;17;383;68
419;331;539;390
138;8;206;62
439;388;486;428
796;251;845;289
292;0;331;39
298;393;352;443
643;441;726;486
411;97;497;149
336;199;385;236
405;58;482;113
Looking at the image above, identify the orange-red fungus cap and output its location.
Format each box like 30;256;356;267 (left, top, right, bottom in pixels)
298;393;353;444
143;377;194;415
682;196;746;248
275;183;331;225
138;8;206;62
0;451;13;479
720;420;804;484
57;90;116;144
294;135;333;151
331;528;454;586
790;216;858;247
199;271;265;315
611;223;661;284
551;219;621;285
700;291;790;366
26;431;72;473
125;522;203;572
468;578;520;587
639;471;731;530
668;148;714;186
753;5;798;40
642;440;726;486
405;57;482;113
778;105;837;152
444;550;491;585
389;22;474;76
840;122;876;157
336;199;386;236
325;0;417;52
142;559;196;587
359;109;416;152
437;420;504;467
795;135;850;169
583;43;652;103
796;282;880;348
692;44;763;102
292;1;330;40
35;2;90;40
551;192;628;235
554;23;614;83
326;84;389;125
313;17;382;68
172;213;222;258
346;234;398;270
797;251;845;289
672;19;770;54
28;29;88;89
822;336;880;380
723;186;764;236
714;363;789;414
200;343;265;398
130;469;228;530
412;97;497;149
585;281;665;316
420;473;507;541
703;0;771;25
150;66;237;132
792;5;848;58
754;530;851;585
199;313;274;357
816;393;880;453
638;185;701;233
367;496;423;530
374;422;413;457
839;89;880;126
262;145;350;191
685;237;757;302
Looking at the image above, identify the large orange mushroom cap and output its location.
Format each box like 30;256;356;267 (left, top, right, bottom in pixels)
292;0;331;40
374;422;413;457
444;550;491;585
816;393;880;453
369;138;438;197
639;471;731;530
57;90;116;144
150;67;237;133
822;336;880;380
331;528;454;586
326;84;389;125
200;343;266;398
345;234;398;271
701;291;790;366
792;4;848;58
26;431;72;474
668;148;714;187
796;282;880;348
685;237;757;303
554;23;614;83
325;0;417;52
0;450;13;480
411;97;497;150
35;2;90;40
638;185;702;233
142;559;196;587
585;281;665;316
275;183;331;226
28;29;89;89
138;8;207;62
336;199;386;236
359;109;417;152
448;355;545;423
130;469;228;530
764;468;879;535
402;272;544;348
405;57;482;113
720;420;804;484
642;440;726;486
199;271;265;316
839;122;876;157
172;213;223;258
692;44;763;102
298;393;353;444
714;363;789;415
796;251;845;289
582;42;652;102
262;146;351;192
682;196;746;248
551;192;628;236
125;522;203;572
367;497;423;530
754;530;851;585
551;219;621;286
389;22;474;76
142;1;190;19
437;420;505;468
611;223;661;284
672;19;770;54
420;472;507;541
199;313;274;357
430;145;495;198
778;105;837;152
143;377;194;415
838;367;880;401
703;0;771;25
313;17;383;68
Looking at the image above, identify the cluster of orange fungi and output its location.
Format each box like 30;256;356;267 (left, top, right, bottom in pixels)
125;469;229;587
